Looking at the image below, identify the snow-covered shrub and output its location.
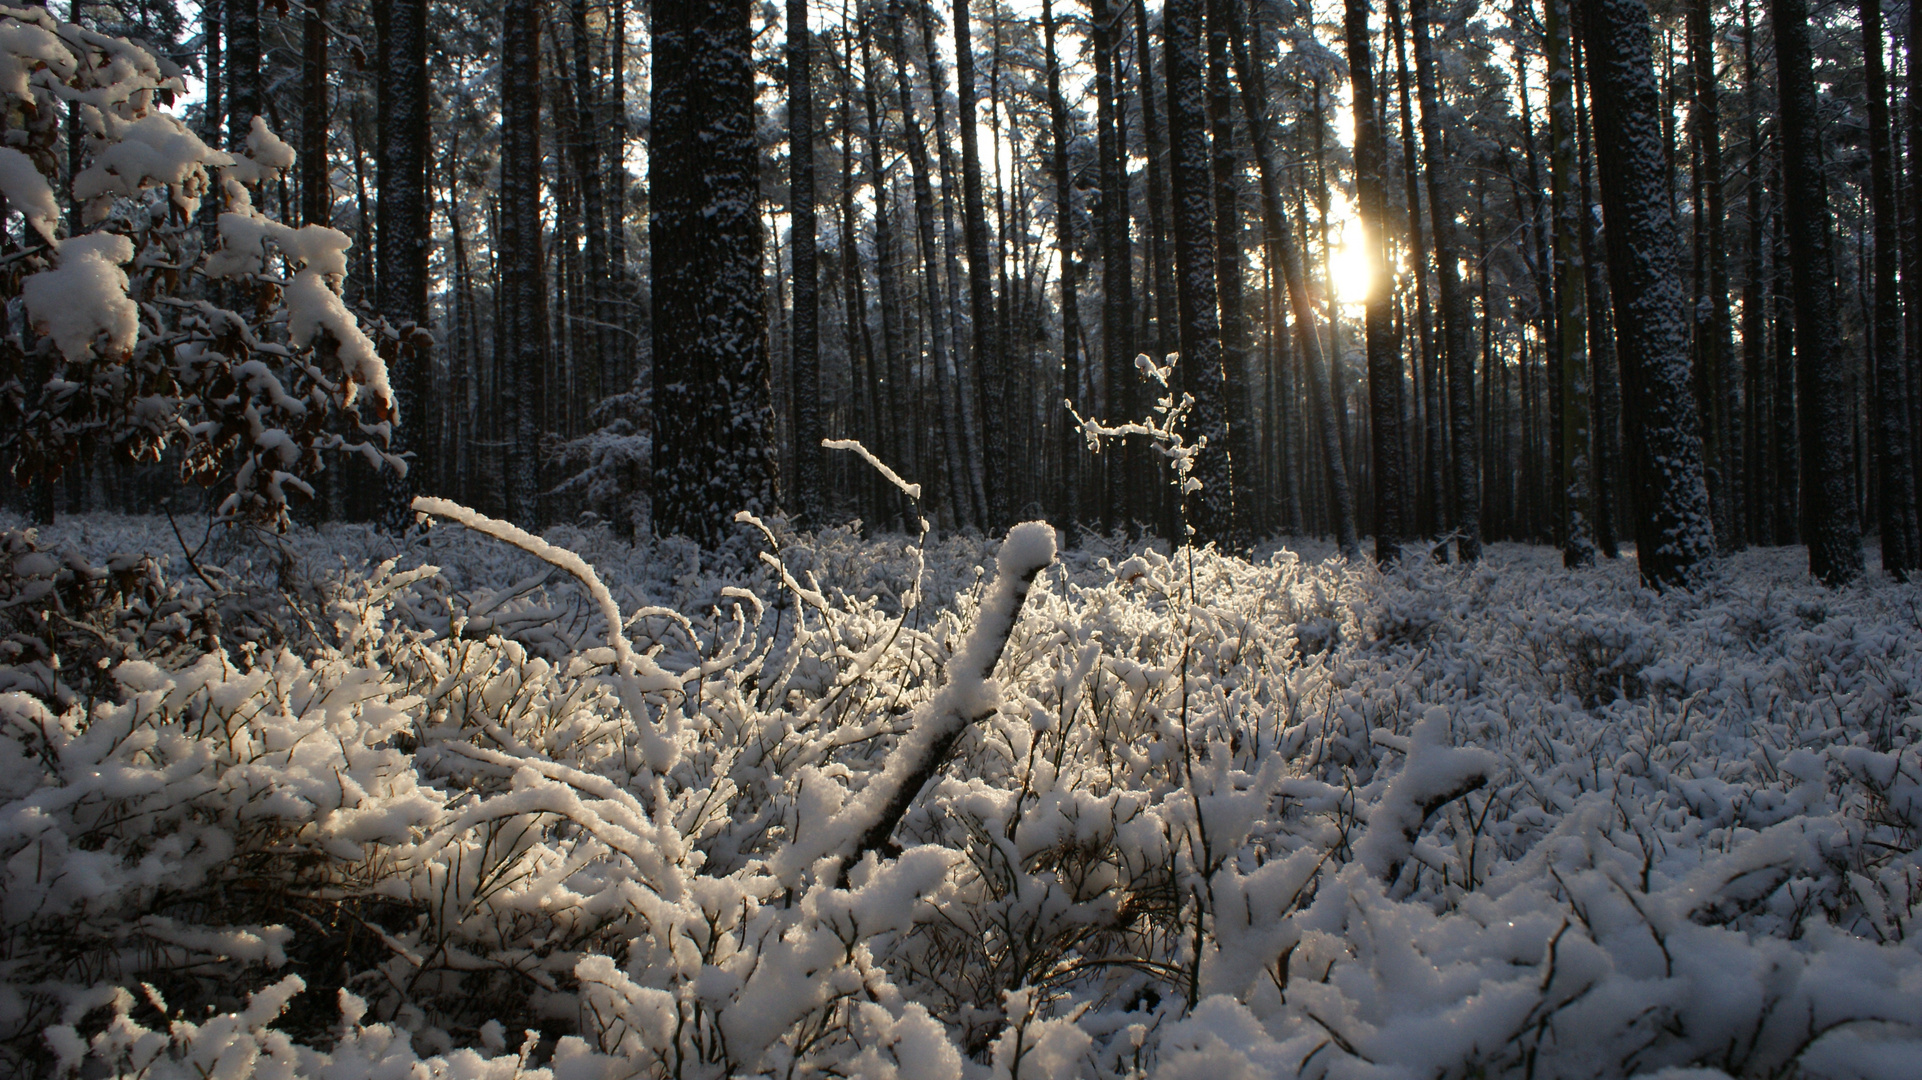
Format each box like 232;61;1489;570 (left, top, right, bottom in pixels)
3;504;1920;1078
0;7;397;526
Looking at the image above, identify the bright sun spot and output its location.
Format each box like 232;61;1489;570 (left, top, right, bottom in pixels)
1332;234;1373;305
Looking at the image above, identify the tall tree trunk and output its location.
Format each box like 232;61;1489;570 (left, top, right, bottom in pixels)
1228;0;1334;545
1209;0;1251;549
225;0;257;150
1389;0;1444;552
1163;0;1231;546
886;2;971;528
1770;171;1799;545
570;0;611;411
1770;0;1863;584
1134;0;1177;370
1344;0;1408;563
1580;0;1716;588
1548;0;1596;566
955;0;1003;526
913;3;988;527
1577;35;1624;558
1043;0;1086;531
1094;0;1137;534
860;21;911;529
837;32;881;525
500;0;545;529
789;0;823;525
1410;0;1481;561
650;0;777;545
1863;0;1918;577
300;0;328;227
378;0;430;529
1689;0;1737;551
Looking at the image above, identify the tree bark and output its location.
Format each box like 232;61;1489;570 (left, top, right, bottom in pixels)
1579;0;1716;589
378;0;430;529
300;0;328;228
500;0;546;529
1409;0;1481;561
955;0;1003;526
789;0;823;525
1770;0;1863;584
1043;0;1086;531
1863;0;1918;578
1164;0;1231;547
1344;0;1408;563
650;0;778;546
1548;0;1596;567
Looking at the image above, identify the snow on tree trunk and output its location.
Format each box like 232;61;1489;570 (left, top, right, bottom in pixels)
649;0;777;548
1164;0;1231;548
1580;0;1716;589
1770;0;1864;586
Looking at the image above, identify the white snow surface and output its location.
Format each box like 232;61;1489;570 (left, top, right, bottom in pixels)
0;147;58;241
20;231;137;361
2;513;1919;1079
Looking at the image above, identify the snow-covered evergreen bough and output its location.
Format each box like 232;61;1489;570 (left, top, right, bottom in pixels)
1;12;1919;1080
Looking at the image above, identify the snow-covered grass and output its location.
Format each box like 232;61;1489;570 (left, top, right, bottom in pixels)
2;510;1918;1079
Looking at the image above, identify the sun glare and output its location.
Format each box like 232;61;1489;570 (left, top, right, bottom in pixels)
1331;234;1374;305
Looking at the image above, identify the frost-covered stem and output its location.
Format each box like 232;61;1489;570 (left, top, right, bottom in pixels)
830;522;1056;884
412;497;682;770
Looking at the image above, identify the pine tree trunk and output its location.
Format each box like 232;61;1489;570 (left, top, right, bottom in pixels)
1409;0;1481;561
225;0;258;149
1688;0;1737;551
788;0;823;525
955;0;1003;527
1344;0;1408;563
1388;0;1444;553
914;4;988;527
1043;0;1086;531
500;0;545;529
1862;0;1919;578
1577;40;1624;558
888;2;974;529
570;0;611;411
300;0;328;227
1209;0;1252;550
1580;0;1716;588
1094;0;1137;535
1770;177;1799;545
1548;0;1596;567
860;21;912;529
1163;0;1231;546
1770;0;1863;584
378;0;430;529
650;0;777;545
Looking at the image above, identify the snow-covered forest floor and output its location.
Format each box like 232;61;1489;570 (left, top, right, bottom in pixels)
2;510;1919;1079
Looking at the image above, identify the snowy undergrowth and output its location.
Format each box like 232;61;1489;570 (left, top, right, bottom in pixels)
1;511;1918;1079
